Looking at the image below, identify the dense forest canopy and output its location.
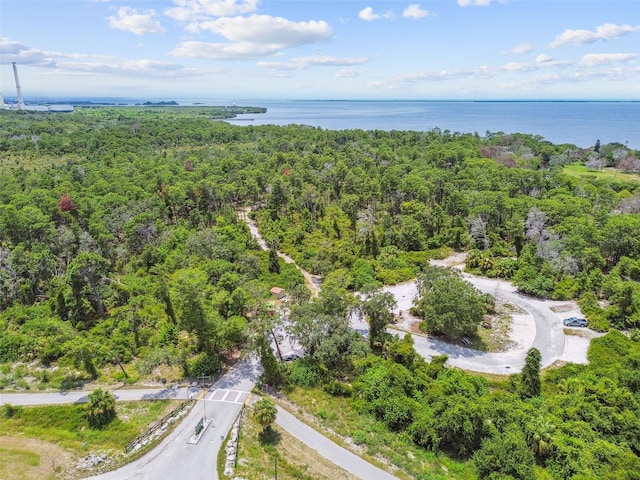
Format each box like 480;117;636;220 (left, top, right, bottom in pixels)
1;107;640;478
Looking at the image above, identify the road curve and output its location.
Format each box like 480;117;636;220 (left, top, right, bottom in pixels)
240;208;571;374
374;273;569;374
0;386;197;406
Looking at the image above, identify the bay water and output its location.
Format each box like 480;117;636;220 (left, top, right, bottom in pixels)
224;100;639;150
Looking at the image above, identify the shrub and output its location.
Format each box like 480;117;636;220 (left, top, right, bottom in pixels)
187;352;221;378
1;403;23;418
473;426;535;479
323;381;353;397
351;430;369;445
85;388;116;429
552;275;580;300
288;361;321;388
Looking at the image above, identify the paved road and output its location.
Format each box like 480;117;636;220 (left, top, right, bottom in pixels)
242;209;573;374
0;386;199;406
82;357;262;480
352;273;568;374
0;357;263;480
2;357;400;480
275;406;398;480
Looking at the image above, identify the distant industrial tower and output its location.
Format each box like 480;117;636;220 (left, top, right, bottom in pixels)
12;62;25;109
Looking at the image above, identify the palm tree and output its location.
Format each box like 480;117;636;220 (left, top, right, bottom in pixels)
526;415;554;458
253;398;277;433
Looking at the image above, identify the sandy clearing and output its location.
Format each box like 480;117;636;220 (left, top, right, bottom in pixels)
380;252;597;373
0;436;75;480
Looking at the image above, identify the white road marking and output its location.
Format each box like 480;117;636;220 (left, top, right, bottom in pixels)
207;389;249;404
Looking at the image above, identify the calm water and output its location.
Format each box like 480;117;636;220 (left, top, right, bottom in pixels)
224;100;639;150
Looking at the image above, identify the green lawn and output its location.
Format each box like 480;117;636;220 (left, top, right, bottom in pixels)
563;163;640;184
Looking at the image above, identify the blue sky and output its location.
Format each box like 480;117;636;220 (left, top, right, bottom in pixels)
1;0;639;100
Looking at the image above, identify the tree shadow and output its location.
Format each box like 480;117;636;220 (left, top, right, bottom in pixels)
258;427;281;446
60;374;90;393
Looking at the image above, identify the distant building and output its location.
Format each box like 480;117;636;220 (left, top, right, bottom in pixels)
270;287;285;299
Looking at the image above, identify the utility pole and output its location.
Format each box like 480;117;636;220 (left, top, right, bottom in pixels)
202;397;206;422
197;374;211;389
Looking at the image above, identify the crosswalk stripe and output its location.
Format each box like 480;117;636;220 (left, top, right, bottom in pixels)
207;389;249;404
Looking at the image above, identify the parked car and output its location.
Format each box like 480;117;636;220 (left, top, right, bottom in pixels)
563;317;588;327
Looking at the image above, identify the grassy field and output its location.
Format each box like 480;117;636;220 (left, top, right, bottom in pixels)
562;163;640;184
0;400;179;480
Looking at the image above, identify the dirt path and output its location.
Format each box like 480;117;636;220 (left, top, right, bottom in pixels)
238;208;321;297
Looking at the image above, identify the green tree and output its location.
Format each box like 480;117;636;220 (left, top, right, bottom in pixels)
253;398;277;433
250;303;286;385
359;288;396;352
473;426;536;479
412;395;487;457
387;334;417;369
520;347;542;399
66;252;110;321
288;303;367;374
169;268;217;352
85;388;116;428
415;267;485;340
268;248;280;274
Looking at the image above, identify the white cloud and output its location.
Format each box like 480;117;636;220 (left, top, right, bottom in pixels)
403;5;429;19
293;56;368;67
0;38;110;66
504;44;533;55
359;7;380;21
0;38;216;80
457;0;491;7
0;38;48;64
108;7;166;35
358;6;393;21
165;0;260;22
256;61;299;71
186;15;331;47
257;55;369;70
336;69;360;78
170;40;281;59
54;59;211;79
536;54;552;63
502;62;538;73
580;52;637;67
370;56;576;91
550;22;640;48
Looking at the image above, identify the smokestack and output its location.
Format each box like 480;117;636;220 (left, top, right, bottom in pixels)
12;62;25;109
